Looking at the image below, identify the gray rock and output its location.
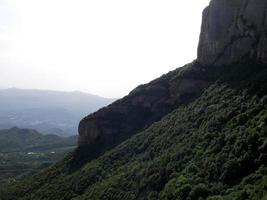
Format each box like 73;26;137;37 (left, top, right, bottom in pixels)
78;64;210;148
198;0;267;66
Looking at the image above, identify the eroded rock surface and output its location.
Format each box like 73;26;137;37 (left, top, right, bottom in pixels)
78;64;210;147
198;0;267;66
78;0;267;150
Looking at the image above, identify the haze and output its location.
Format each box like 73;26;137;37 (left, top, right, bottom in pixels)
0;0;210;98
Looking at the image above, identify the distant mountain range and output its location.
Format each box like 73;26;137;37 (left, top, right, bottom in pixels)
0;88;115;136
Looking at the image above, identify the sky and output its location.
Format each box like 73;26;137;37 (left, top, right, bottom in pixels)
0;0;210;98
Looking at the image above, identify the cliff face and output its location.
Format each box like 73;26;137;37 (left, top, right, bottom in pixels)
78;64;210;148
198;0;267;66
78;0;267;150
3;1;267;199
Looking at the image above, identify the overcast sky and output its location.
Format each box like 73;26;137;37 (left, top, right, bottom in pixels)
0;0;210;98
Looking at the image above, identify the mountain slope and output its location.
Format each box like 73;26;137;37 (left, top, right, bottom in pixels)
77;62;217;168
0;88;115;136
1;0;267;199
77;0;267;164
1;63;267;200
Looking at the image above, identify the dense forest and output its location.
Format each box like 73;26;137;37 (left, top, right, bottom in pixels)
1;0;267;199
1;62;266;199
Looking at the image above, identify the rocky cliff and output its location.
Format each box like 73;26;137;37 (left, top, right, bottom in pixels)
78;0;267;151
3;1;267;199
198;0;267;66
78;64;211;148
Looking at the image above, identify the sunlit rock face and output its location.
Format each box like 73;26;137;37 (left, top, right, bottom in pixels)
198;0;267;66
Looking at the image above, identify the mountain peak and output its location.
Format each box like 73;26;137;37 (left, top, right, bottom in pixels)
197;0;267;66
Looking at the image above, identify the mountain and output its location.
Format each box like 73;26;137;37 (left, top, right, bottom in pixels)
78;0;267;150
1;0;267;199
198;0;267;66
0;88;115;136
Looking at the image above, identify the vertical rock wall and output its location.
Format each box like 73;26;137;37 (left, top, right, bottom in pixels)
198;0;267;66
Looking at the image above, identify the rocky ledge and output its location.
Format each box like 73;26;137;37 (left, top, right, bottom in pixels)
78;64;210;148
78;0;267;152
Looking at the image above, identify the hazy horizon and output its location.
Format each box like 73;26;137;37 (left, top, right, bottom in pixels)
0;86;117;99
0;0;210;98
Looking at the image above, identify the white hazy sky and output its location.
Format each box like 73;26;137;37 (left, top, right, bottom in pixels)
0;0;210;98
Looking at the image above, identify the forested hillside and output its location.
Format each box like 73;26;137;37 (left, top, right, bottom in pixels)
1;0;267;199
1;63;266;199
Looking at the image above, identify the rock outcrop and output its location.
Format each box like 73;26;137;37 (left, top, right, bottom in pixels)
78;64;210;148
198;0;267;66
78;0;267;151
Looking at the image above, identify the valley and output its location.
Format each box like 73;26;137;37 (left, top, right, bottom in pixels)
0;128;77;185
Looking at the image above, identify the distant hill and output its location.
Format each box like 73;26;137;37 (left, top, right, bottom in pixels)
0;127;77;185
0;127;77;152
0;88;115;136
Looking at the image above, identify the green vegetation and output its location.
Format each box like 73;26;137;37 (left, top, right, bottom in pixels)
0;127;76;152
0;128;76;185
0;63;267;199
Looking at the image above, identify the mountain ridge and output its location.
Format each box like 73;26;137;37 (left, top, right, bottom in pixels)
78;0;267;150
1;87;114;100
1;0;267;199
0;88;115;136
1;63;267;199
